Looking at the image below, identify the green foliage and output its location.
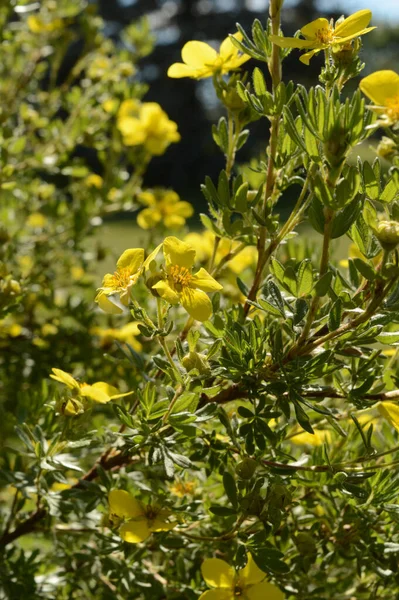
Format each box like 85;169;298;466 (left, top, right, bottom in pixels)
3;1;399;599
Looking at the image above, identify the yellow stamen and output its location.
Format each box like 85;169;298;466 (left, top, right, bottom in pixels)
110;267;133;288
169;265;192;289
316;27;333;44
386;96;399;122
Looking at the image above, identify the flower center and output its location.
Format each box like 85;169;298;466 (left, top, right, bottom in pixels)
386;96;399;121
315;26;333;44
110;267;133;289
169;265;192;291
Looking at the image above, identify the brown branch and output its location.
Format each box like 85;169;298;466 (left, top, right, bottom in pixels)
201;384;399;407
0;449;134;548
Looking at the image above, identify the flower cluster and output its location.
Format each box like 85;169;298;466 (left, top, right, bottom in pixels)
117;100;180;155
137;189;193;230
96;237;222;322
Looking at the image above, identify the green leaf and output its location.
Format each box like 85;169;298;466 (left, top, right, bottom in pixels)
328;298;342;332
353;258;375;281
314;271;333;297
251;550;290;574
252;67;267;95
223;471;238;509
380;170;399;203
363;161;379;200
297;260;313;296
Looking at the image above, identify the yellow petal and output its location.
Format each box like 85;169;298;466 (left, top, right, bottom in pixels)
152;280;180;304
359;71;399;107
219;32;242;59
299;48;321;65
143;243;163;270
269;35;315;49
79;384;110;404
119;518;151;543
174;201;194;218
50;368;80;390
116;248;145;273
378;401;399;432
181;41;217;67
108;490;144;519
137;207;162;229
300;17;330;40
181;287;213;322
164;214;186;229
150;517;176;532
333;26;376;45
199;591;233;600
290;429;331;446
334;9;372;38
191;268;223;292
246;580;285;600
238;554;266;586
95;292;124;315
90;381;132;401
201;558;235;589
163;236;196;268
167;63;202;78
139;191;157;206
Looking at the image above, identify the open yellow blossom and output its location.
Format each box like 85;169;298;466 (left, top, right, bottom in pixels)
108;490;176;543
27;212;47;228
95;246;160;314
168;32;250;79
91;322;142;352
169;479;196;498
270;9;375;65
137;189;193;230
199;553;284;600
360;70;399;127
152;236;222;322
117;101;180;155
50;368;132;416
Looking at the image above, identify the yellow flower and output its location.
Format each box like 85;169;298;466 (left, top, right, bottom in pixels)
117;101;180;156
27;15;63;33
50;368;132;415
169;479;196;498
137;189;193;230
290;429;331;447
108;490;176;543
184;231;256;273
360;70;399;127
199;553;284;600
27;212;47;228
168;32;250;79
85;174;103;189
377;401;399;432
95;248;148;314
152;236;222;322
91;322;142;352
270;9;375;65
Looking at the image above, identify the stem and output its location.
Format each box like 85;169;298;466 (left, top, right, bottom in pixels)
243;0;283;316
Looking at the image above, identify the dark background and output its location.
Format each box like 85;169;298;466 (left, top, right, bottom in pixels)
97;0;399;206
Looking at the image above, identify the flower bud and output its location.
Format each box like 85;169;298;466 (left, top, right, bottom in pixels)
146;273;164;297
59;397;85;417
268;484;291;509
182;351;210;375
222;87;246;112
376;137;397;160
374;220;399;251
235;457;257;479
